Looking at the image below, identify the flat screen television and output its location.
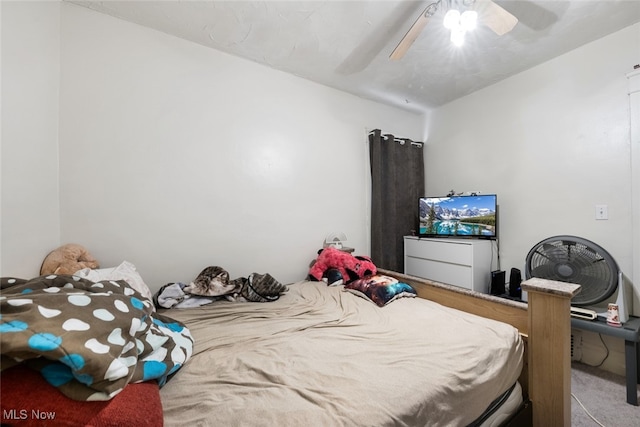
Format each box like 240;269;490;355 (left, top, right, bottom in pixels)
419;194;497;239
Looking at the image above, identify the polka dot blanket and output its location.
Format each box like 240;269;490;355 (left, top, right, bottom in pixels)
0;274;193;401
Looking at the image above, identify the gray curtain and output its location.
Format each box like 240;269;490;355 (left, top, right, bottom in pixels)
369;129;425;272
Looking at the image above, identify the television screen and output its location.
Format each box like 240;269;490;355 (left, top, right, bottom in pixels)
419;194;497;239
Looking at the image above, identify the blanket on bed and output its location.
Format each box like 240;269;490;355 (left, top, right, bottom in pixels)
160;280;525;426
0;274;193;401
154;267;287;309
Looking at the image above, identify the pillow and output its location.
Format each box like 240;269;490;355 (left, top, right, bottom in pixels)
74;261;154;302
0;364;162;427
344;275;417;307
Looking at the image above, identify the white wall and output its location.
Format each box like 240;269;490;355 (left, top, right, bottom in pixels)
0;1;61;276
55;2;424;289
3;0;638;379
426;23;640;375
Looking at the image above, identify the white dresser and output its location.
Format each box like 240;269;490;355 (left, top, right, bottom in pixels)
403;236;494;293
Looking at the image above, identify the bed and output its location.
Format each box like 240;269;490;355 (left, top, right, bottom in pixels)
159;278;523;426
157;268;580;427
1;267;579;427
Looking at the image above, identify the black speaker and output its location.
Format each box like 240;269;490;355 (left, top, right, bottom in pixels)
509;268;522;298
490;270;506;295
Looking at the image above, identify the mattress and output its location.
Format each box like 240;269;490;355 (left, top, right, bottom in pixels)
159;280;524;426
471;382;523;427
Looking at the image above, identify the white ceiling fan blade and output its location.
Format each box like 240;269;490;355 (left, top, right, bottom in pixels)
389;6;432;61
476;0;518;36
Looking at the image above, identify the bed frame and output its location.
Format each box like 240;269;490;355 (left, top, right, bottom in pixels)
380;269;581;427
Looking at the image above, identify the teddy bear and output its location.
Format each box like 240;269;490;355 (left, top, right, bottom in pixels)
40;243;100;275
308;247;377;286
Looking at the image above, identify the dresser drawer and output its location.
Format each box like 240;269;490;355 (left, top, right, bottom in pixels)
404;257;472;289
404;237;472;265
403;237;493;294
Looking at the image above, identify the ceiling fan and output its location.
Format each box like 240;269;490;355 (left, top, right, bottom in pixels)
390;0;518;60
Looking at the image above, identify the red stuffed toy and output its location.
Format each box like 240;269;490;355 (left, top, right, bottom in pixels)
308;247;377;285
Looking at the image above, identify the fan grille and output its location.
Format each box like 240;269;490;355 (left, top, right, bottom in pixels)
525;236;618;306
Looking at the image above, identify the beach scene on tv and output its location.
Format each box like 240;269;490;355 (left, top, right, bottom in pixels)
419;195;497;238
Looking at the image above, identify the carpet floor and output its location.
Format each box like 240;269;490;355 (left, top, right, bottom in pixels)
571;362;640;426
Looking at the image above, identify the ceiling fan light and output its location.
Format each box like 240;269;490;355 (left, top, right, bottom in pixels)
460;10;477;31
443;9;460;30
450;28;465;46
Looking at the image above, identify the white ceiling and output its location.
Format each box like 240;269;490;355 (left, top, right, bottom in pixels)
68;1;640;112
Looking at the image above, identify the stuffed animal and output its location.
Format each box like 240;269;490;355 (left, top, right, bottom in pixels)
308;247;376;285
40;243;99;275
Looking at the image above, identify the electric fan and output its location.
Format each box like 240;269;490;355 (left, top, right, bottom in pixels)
524;235;630;323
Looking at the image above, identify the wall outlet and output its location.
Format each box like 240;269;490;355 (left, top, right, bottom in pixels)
595;204;608;220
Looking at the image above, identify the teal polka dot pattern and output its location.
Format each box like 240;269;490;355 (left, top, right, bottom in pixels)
28;333;62;351
130;297;144;310
0;320;28;333
41;363;74;387
1;275;193;401
60;353;86;370
142;361;167;381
